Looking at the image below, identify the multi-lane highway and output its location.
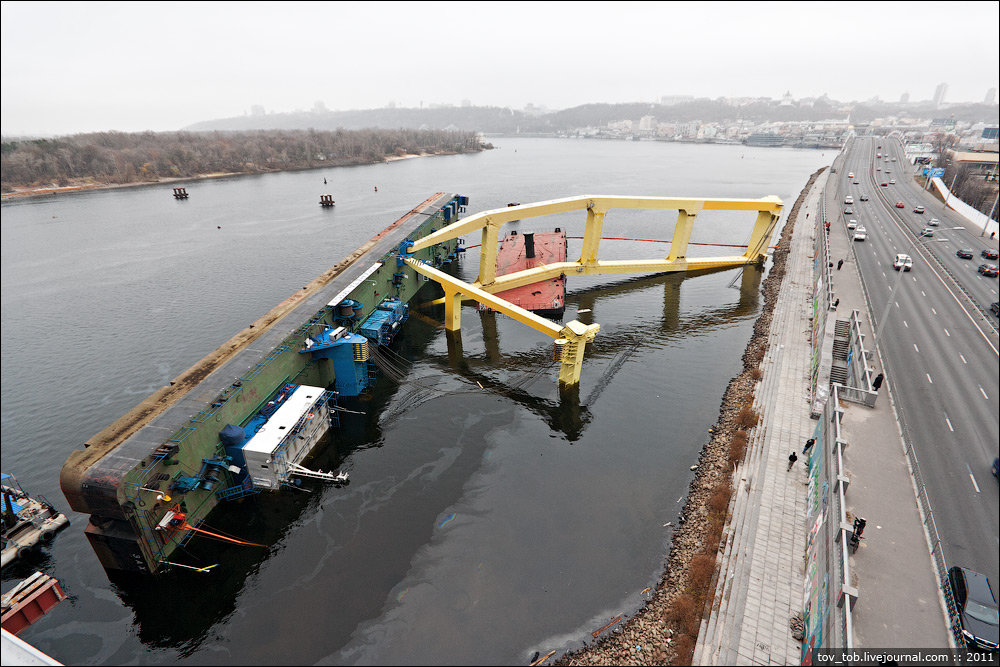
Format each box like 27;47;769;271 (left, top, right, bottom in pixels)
836;136;999;599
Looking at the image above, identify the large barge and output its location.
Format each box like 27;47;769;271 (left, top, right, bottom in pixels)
60;194;467;576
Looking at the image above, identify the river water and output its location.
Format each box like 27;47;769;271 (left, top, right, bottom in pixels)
1;138;832;665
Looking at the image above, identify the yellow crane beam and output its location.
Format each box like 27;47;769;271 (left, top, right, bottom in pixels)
404;194;783;390
402;257;599;388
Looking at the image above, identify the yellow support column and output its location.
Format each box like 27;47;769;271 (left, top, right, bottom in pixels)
478;220;501;286
556;320;601;389
578;205;606;265
743;209;779;263
666;208;700;261
443;287;463;331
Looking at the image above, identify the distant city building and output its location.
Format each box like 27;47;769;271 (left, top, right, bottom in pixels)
983;126;999;141
986;88;997;105
933;82;948;108
522;103;548;117
899;92;910;104
638;115;657;133
780;91;794;106
461;99;472;107
659;95;694;106
680;120;700;138
250;105;265;116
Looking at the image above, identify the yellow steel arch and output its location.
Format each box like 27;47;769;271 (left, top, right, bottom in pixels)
405;194;783;391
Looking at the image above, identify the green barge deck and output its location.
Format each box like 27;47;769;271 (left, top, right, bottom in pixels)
60;193;466;576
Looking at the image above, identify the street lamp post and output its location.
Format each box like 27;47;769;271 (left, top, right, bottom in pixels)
984;194;998;238
871;229;961;351
943;172;958;208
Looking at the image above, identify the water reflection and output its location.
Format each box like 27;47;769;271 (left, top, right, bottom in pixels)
432;264;762;440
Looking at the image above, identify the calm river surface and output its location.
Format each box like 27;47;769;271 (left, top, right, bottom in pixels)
1;138;832;665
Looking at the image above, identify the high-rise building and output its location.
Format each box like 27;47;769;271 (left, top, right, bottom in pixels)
933;82;948;108
986;88;997;105
899;92;910;104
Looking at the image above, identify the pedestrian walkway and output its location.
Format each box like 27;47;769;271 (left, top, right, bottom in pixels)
823;176;949;651
694;164;949;664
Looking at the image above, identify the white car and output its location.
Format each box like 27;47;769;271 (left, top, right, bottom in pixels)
845;196;854;205
853;226;867;241
893;254;913;271
847;219;858;230
927;218;940;226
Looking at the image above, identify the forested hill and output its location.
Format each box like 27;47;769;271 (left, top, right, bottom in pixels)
1;128;483;192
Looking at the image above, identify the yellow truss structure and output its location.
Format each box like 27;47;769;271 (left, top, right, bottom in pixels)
404;194;783;391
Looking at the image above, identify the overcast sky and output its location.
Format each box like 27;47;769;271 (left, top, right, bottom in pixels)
2;0;998;137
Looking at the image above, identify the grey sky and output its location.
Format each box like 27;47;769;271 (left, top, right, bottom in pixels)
2;0;998;137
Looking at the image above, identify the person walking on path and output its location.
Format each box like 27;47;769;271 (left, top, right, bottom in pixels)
803;438;816;455
873;372;884;391
787;451;798;471
837;259;844;271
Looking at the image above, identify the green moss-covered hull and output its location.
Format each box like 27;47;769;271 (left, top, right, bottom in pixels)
60;193;466;576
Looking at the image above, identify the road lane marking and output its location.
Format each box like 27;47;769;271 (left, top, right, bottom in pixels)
967;465;981;493
980;385;989;400
926;373;933;383
960;354;967;364
944;413;954;432
914;344;920;353
944;329;950;337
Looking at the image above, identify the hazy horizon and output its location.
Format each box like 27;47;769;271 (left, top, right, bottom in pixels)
2;0;998;137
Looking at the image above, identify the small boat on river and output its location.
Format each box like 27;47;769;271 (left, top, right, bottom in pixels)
2;473;70;567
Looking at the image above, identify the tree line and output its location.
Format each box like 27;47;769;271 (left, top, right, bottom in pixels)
0;128;485;192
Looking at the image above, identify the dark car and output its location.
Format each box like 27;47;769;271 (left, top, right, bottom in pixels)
983;249;1000;260
948;566;999;651
844;208;854;215
979;264;999;277
957;249;974;259
860;194;869;201
993;302;1000;316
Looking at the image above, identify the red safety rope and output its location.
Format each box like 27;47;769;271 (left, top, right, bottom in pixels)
181;522;267;548
462;237;778;249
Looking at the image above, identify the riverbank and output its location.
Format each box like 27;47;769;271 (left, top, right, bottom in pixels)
0;151;438;200
554;167;822;666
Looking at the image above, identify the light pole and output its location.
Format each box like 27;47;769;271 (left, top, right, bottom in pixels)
943;172;958;208
871;229;961;350
983;194;998;238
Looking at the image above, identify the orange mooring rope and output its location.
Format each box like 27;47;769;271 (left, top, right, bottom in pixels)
181;522;267;548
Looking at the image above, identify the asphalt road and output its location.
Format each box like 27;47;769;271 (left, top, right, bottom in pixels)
836;136;999;602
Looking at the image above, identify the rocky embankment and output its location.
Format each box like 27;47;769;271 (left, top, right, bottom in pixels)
553;167;825;667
